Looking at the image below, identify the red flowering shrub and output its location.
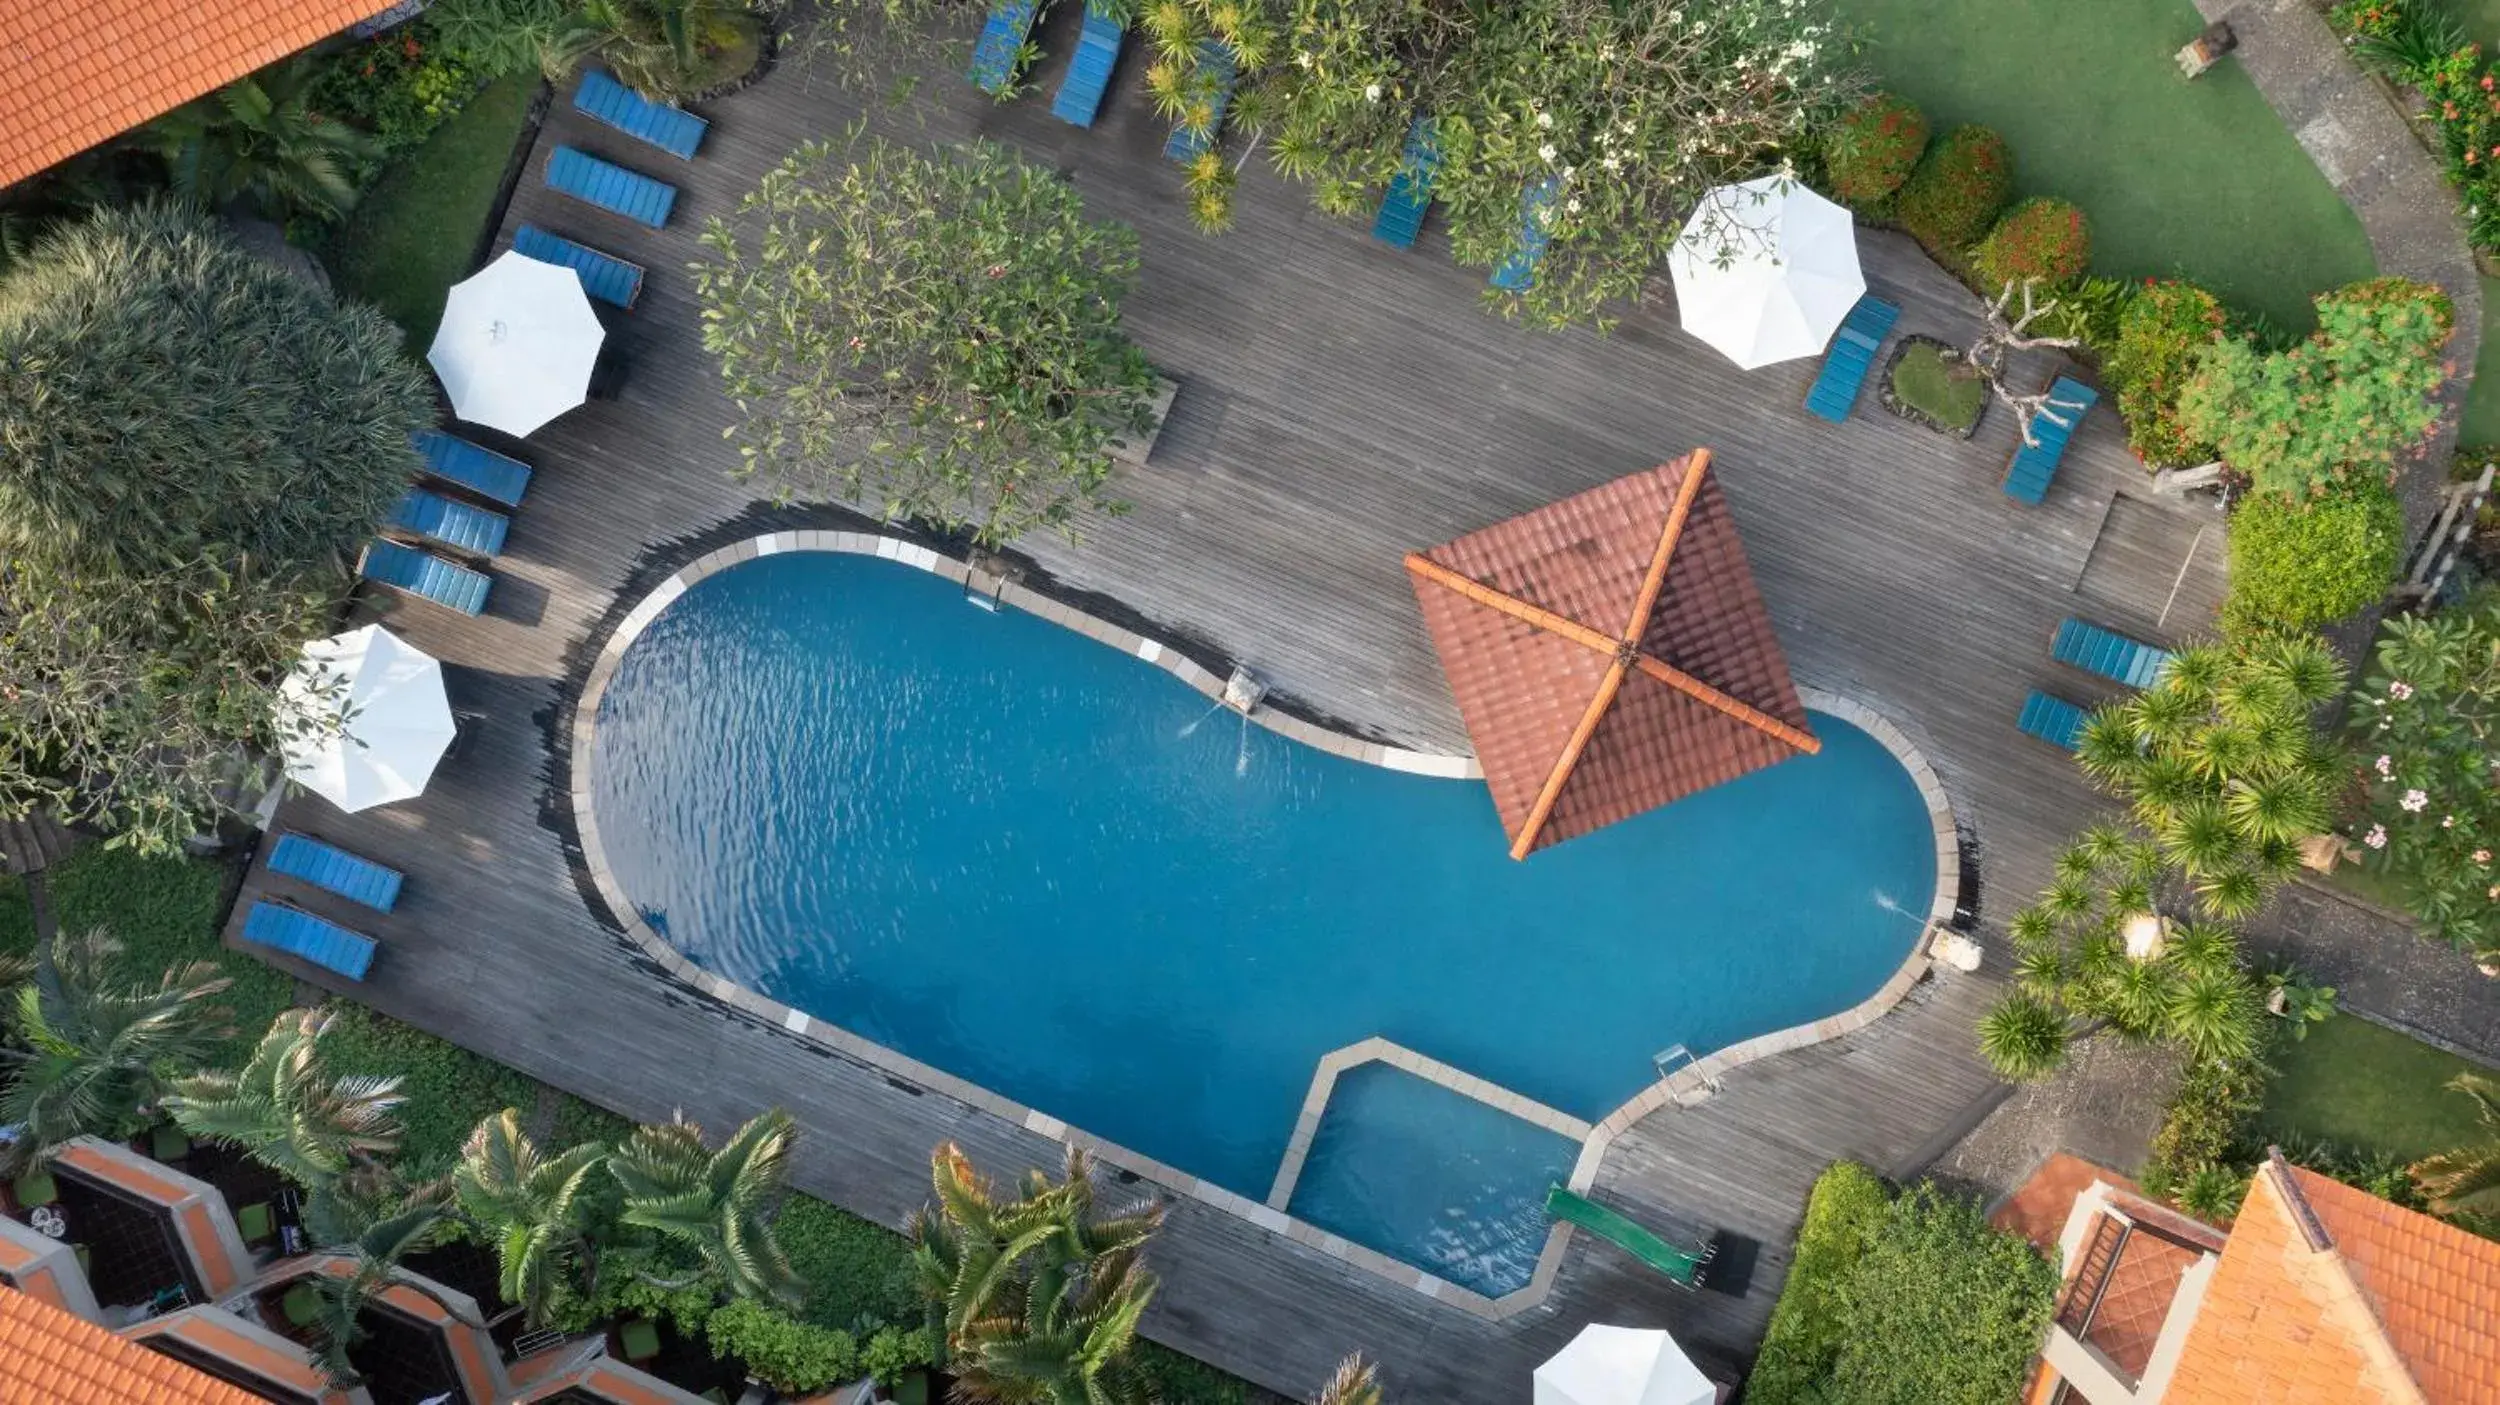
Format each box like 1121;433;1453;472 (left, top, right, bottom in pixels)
2105;281;2225;467
1970;197;2090;290
1895;125;2014;261
1823;92;1929;207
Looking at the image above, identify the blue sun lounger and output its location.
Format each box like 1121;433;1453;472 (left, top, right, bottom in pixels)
2002;376;2100;505
2053;618;2174;689
267;834;404;913
546;146;677;229
1051;6;1126;126
2018;691;2091;752
359;539;492;616
412;430;532;508
1490;177;1560;291
389;486;510;558
572;69;708;159
968;0;1039;94
512;224;645;309
1805;295;1899;423
1372;119;1439;249
241;901;377;982
1163;41;1238;161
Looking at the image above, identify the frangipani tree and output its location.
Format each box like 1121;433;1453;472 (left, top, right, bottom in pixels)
2350;591;2500;962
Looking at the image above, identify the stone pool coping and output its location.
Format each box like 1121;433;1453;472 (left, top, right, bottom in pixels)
569;530;1965;1321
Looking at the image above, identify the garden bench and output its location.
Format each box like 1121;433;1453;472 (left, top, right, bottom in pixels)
572;69;708;160
1371;118;1440;249
1163;41;1239;161
1051;6;1126;127
511;224;645;309
1803;294;1899;423
967;0;1039;95
1546;1186;1714;1289
2051;617;2173;689
359;539;493;616
545;146;677;229
2017;690;2091;752
389;486;510;558
240;901;377;982
2001;375;2100;505
412;429;532;507
1490;177;1560;291
267;833;404;913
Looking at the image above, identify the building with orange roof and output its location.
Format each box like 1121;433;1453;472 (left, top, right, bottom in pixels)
0;1282;264;1404
0;0;405;189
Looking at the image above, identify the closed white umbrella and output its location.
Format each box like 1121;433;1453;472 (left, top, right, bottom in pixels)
278;626;456;813
1534;1324;1715;1405
427;250;605;437
1668;177;1866;370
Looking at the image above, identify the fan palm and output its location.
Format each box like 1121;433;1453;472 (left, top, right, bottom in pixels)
2412;1074;2500;1215
1977;992;2068;1081
452;1109;607;1328
165;1009;403;1187
136;57;377;220
304;1198;459;1387
609;1109;803;1307
0;929;231;1171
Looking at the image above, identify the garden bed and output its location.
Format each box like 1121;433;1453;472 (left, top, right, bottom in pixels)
2258;1013;2499;1164
1880;336;1989;438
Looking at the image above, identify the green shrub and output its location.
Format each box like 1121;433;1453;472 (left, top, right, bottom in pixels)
1824;92;1929;207
1895;125;2014;261
311;1003;555;1175
862;1325;937;1386
2107;281;2227;467
1746;1161;1893;1404
2033;275;2141;354
2224;483;2406;631
0;875;29;958
707;1298;859;1394
1970;197;2090;292
777;1194;920;1330
1827;1184;2059;1405
1135;1341;1287;1405
2141;1050;2273;1201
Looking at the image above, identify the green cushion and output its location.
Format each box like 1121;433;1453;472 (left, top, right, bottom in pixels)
282;1281;322;1327
618;1317;661;1360
894;1370;930;1405
236;1202;274;1241
12;1168;56;1207
149;1126;190;1161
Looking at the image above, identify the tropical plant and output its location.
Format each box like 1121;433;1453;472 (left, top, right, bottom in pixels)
2410;1072;2500;1214
1822;92;1928;207
452;1109;609;1328
2262;967;2338;1039
2223;484;2406;631
421;0;575;78
1746;1162;1891;1404
1311;1354;1384;1405
0;929;232;1170
2348;591;2500;961
1894;125;2014;262
1826;1184;2058;1405
165;1009;405;1187
2106;280;2226;467
1976;992;2070;1081
2175;1162;2251;1221
134;56;380;220
542;0;766;102
1970;198;2089;291
2336;0;2469;84
2177;277;2455;500
2140;1049;2273;1204
706;1297;860;1394
610;1109;805;1307
303;1197;461;1387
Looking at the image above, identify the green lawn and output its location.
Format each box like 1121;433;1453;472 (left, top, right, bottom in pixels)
1831;0;2378;330
2260;1014;2498;1163
324;72;538;348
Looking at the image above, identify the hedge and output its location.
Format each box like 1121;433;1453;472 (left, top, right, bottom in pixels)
707;1298;860;1394
2107;281;2226;467
1745;1161;1891;1403
1970;197;2091;292
1824;92;1929;207
2224;483;2405;631
1896;126;2014;262
1828;1184;2058;1405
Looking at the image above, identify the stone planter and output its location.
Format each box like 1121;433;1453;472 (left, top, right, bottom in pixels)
1878;335;1988;441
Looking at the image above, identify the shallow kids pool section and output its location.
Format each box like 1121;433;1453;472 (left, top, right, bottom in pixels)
589;551;1936;1290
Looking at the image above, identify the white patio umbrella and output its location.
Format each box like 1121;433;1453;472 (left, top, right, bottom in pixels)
1534;1324;1716;1405
1668;176;1866;371
427;250;605;437
277;625;457;813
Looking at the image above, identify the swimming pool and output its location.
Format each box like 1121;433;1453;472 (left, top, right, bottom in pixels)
589;549;1938;1295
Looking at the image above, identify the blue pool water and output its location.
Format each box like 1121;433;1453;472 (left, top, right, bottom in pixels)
591;552;1935;1292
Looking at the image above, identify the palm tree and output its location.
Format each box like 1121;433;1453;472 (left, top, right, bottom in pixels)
164;1009;404;1187
304;1198;459;1388
1312;1355;1384;1405
453;1109;607;1328
541;0;765;104
0;929;231;1171
2412;1073;2500;1215
948;1242;1157;1405
1977;992;2068;1081
609;1109;803;1307
135;57;378;220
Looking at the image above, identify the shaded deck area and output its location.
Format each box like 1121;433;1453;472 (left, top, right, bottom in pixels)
229;27;2228;1400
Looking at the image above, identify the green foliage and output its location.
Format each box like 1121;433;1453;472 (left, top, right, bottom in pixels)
612;1109;806;1307
1970;197;2089;291
2178;277;2455;500
1895;125;2013;261
2142;1049;2272;1202
1134;1341;1286;1405
1976;992;2069;1081
2031;274;2138;354
862;1324;939;1385
422;0;575;79
1827;1184;2057;1405
305;1197;460;1386
2106;280;2225;467
706;1297;860;1393
2174;1162;2251;1221
1888;341;1987;431
1823;92;1929;207
306;29;480;171
453;1108;609;1329
2349;591;2500;960
2224;483;2405;632
135;57;381;221
312;1003;552;1176
168;1009;408;1187
0;927;234;1170
1746;1162;1891;1403
2329;0;2500;251
777;1193;919;1329
544;0;766;103
695;133;1158;547
37;850;290;1060
2409;1073;2500;1214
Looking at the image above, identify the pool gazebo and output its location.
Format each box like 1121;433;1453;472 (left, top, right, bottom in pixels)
1404;450;1820;859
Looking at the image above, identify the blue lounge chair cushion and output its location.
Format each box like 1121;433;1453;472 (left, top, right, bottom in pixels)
412;430;532;507
390;486;510;558
2018;691;2091;752
1372;119;1440;249
573;69;708;159
511;225;644;309
1805;296;1899;423
2003;376;2100;505
1163;42;1238;161
1490;178;1559;291
241;902;377;981
1050;8;1125;127
2052;618;2174;689
360;540;492;616
968;0;1039;94
268;834;404;913
546;146;677;229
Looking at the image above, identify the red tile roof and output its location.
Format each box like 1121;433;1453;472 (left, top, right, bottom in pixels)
0;1286;261;1404
1405;451;1817;857
0;0;400;187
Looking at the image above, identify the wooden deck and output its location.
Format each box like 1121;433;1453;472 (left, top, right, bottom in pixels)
229;28;2224;1401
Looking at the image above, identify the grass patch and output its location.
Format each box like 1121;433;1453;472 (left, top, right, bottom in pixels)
2313;860;2418;917
324;72;538;348
1891;342;1989;431
2260;1015;2500;1164
776;1194;920;1331
1831;0;2377;330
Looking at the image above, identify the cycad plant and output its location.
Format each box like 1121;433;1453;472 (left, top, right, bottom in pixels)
135;57;379;220
165;1009;405;1187
2412;1073;2500;1215
0;930;231;1170
542;0;765;104
609;1109;803;1307
453;1109;608;1328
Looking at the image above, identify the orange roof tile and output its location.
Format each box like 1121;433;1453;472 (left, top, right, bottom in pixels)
0;0;400;187
2297;1163;2500;1403
0;1286;261;1404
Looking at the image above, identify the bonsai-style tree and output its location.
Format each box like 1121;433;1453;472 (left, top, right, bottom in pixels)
0;930;233;1171
135;57;379;221
693;134;1158;546
2349;590;2500;962
609;1108;804;1307
1965;280;2085;448
453;1109;609;1329
166;1010;407;1191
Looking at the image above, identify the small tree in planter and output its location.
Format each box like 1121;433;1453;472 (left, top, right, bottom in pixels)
1822;91;1928;209
2349;590;2500;963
